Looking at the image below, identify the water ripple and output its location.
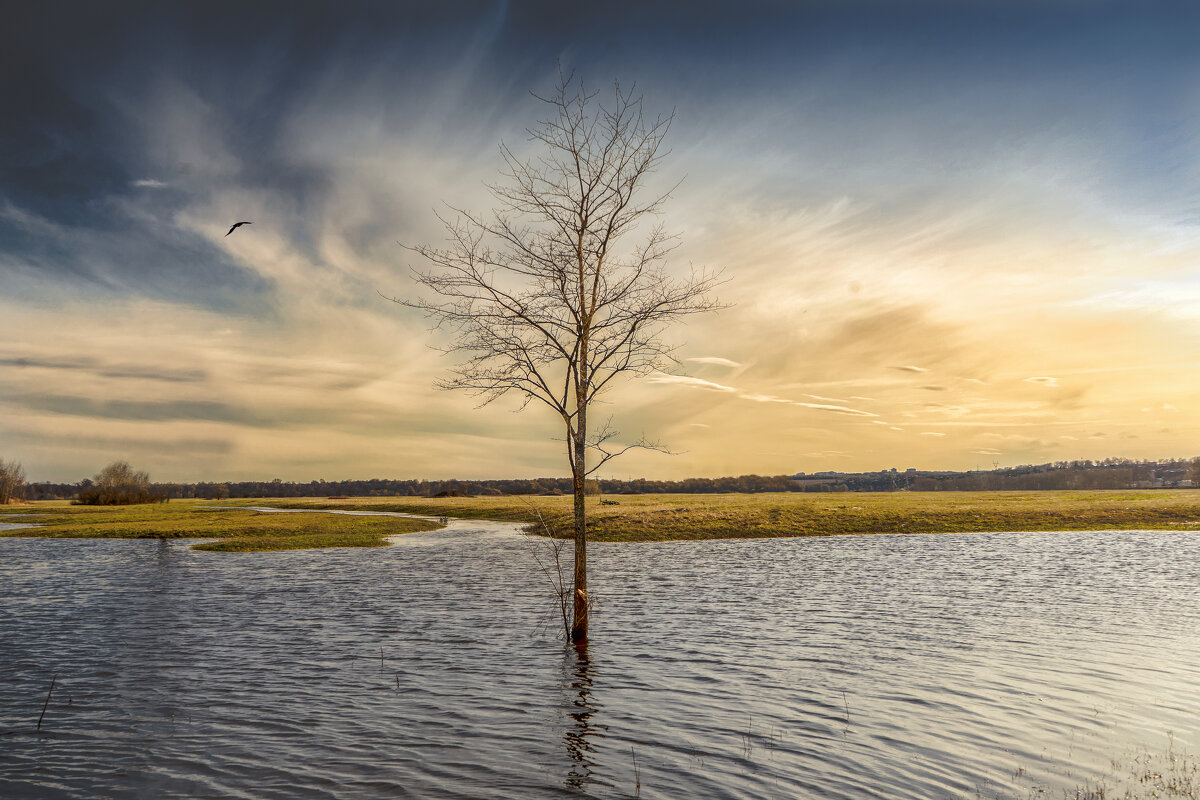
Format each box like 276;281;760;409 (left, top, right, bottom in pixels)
1;528;1198;798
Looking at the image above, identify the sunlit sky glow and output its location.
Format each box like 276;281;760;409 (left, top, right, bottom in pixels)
4;1;1200;482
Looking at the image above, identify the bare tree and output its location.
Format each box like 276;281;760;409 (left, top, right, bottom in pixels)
395;73;722;646
77;460;158;505
0;458;26;504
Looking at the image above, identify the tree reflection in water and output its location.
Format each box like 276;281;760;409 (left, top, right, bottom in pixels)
562;647;608;791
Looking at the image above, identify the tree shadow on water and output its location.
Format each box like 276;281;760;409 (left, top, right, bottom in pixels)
561;646;609;793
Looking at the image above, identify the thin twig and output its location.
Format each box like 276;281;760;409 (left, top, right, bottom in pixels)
37;677;55;731
520;500;573;640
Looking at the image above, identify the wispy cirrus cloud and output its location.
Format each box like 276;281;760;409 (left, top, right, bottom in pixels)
649;372;879;417
686;356;742;368
791;401;878;418
646;373;737;393
738;392;791;403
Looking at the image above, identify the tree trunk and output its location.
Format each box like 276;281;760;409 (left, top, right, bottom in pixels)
571;363;588;647
571;430;588;647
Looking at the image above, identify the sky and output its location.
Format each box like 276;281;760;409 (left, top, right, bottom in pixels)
4;0;1200;483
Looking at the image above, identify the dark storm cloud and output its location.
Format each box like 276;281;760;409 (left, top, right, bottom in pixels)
0;4;443;301
1;202;272;309
5;0;1199;301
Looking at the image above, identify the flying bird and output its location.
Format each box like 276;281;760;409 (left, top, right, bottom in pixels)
225;221;252;236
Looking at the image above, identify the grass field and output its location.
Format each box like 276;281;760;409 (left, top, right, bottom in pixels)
0;500;441;551
5;490;1200;548
244;489;1200;542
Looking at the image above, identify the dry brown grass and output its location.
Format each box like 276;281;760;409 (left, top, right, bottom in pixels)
245;490;1200;542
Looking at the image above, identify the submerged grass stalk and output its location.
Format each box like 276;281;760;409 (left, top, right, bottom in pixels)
37;677;55;731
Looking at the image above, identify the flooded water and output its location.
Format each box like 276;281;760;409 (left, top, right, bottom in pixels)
2;520;1198;799
0;514;42;532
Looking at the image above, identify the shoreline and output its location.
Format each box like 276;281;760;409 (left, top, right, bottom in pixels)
5;490;1200;548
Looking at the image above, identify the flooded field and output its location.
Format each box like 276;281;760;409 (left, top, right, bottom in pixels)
2;522;1198;798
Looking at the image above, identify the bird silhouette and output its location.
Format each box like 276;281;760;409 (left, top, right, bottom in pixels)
225;221;252;236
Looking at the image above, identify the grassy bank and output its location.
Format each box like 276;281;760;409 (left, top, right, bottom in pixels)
245;490;1200;542
0;500;442;551
6;491;1200;547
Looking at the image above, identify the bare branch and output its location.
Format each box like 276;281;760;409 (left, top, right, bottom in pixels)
581;419;676;477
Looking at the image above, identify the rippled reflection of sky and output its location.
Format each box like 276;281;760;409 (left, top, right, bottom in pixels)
4;1;1200;481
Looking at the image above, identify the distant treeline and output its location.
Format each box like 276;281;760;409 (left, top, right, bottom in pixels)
800;457;1196;493
21;457;1198;501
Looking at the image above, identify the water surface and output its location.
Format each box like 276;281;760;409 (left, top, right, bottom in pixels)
2;522;1198;799
0;514;43;532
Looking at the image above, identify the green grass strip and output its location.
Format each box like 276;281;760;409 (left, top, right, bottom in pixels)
0;501;441;551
